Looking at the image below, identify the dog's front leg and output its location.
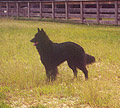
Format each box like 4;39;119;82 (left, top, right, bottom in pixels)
45;68;51;82
45;67;58;82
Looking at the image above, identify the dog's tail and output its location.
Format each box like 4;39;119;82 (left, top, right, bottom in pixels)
86;54;95;65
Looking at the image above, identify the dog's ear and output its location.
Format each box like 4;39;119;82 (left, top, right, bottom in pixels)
41;28;45;34
41;28;44;32
38;28;40;32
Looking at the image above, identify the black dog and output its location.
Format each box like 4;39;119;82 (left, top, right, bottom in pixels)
30;28;95;81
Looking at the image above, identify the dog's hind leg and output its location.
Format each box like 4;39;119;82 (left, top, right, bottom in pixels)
77;65;88;80
82;67;88;80
67;60;77;78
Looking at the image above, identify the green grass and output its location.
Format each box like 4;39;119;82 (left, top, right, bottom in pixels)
0;18;120;108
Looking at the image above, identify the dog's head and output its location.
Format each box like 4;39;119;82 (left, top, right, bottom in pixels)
30;28;48;46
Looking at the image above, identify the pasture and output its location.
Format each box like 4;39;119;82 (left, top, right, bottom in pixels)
0;18;120;108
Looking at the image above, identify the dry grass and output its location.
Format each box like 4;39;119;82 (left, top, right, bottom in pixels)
0;18;120;108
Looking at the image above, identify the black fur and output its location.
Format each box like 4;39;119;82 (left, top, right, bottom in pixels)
30;28;95;81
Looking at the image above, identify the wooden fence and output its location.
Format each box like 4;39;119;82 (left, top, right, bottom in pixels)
0;0;120;25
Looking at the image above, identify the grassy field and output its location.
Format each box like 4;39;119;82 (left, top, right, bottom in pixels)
0;18;120;108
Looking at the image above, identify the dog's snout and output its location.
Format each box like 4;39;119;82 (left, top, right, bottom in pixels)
30;38;34;42
30;39;33;42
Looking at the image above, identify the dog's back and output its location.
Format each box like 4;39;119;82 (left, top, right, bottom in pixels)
52;42;86;66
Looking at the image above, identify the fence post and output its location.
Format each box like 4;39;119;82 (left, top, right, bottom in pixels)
28;2;30;19
6;2;9;17
52;1;55;20
65;1;68;21
115;0;118;25
97;1;100;24
80;1;83;23
16;2;19;18
40;2;42;19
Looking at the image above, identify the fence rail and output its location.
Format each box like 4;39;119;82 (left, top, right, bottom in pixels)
0;0;120;25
